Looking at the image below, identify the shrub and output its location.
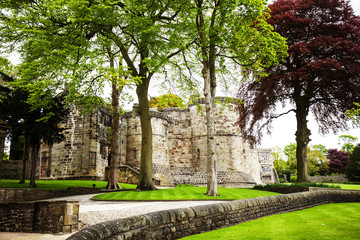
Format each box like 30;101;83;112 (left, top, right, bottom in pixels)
327;149;350;174
290;175;297;182
346;144;360;181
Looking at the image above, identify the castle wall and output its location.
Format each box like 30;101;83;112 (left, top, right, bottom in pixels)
37;99;277;187
39;107;110;180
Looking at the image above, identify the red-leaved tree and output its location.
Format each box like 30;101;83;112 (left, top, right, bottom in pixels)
327;149;350;174
237;0;360;182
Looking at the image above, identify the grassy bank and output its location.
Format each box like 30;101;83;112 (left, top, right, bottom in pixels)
0;179;137;190
181;202;360;240
93;184;281;201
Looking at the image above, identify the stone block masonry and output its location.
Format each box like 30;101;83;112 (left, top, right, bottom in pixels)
0;200;80;234
67;190;360;240
26;98;278;188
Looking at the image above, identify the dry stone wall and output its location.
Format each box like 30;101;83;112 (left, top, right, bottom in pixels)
67;190;360;240
0;200;80;234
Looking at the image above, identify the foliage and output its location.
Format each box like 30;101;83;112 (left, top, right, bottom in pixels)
345;102;360;122
238;0;360;183
93;185;280;201
338;135;358;153
0;70;69;187
272;146;287;176
283;143;329;177
181;203;360;240
0;179;136;190
2;151;9;161
149;93;185;111
290;175;297;182
327;149;350;174
346;144;360;182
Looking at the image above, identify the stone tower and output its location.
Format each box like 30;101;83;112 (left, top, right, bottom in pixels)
37;98;278;187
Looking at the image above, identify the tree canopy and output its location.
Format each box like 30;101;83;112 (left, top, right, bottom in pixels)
0;69;68;187
238;0;360;182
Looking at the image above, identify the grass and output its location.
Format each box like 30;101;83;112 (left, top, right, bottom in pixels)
181;202;360;240
92;184;281;201
0;179;137;190
254;182;341;190
332;183;360;190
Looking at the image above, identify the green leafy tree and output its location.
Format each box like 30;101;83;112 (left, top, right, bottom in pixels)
0;72;68;188
149;93;185;111
272;146;287;177
283;143;329;177
346;144;360;181
338;135;358;153
190;0;287;196
345;103;360;122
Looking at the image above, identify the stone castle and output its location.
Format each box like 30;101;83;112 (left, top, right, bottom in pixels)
37;98;278;187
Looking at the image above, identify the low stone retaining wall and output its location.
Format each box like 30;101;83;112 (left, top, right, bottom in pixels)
67;190;360;240
0;200;80;234
0;187;102;204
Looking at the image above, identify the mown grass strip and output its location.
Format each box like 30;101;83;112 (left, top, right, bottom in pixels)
332;183;360;190
0;179;137;190
181;202;360;240
92;185;281;201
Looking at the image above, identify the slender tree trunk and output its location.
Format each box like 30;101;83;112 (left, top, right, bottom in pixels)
19;140;28;184
197;0;218;196
204;66;218;196
295;108;311;182
106;54;123;190
136;77;156;191
29;142;40;188
0;130;4;181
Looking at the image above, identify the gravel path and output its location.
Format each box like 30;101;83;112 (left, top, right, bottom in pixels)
80;200;226;226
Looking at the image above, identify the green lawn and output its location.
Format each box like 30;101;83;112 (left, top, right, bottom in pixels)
0;179;137;190
181;202;360;240
333;183;360;190
92;185;281;201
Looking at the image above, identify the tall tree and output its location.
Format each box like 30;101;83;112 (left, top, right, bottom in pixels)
0;0;192;190
346;144;360;181
338;135;358;153
0;72;68;187
238;0;360;182
192;0;287;196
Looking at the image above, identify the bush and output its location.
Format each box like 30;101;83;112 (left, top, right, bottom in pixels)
290;175;297;182
346;144;360;181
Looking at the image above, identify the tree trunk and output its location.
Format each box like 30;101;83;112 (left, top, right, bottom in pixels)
19;140;28;184
136;77;156;191
106;83;122;189
295;109;311;182
0;130;5;181
204;65;218;196
106;54;122;190
29;142;40;188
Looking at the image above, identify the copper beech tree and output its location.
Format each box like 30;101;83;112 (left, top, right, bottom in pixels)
238;0;360;182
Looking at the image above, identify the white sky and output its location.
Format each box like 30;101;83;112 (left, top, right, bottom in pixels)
5;0;360;151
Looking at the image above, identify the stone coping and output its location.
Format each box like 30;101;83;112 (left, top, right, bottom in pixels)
67;190;360;240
